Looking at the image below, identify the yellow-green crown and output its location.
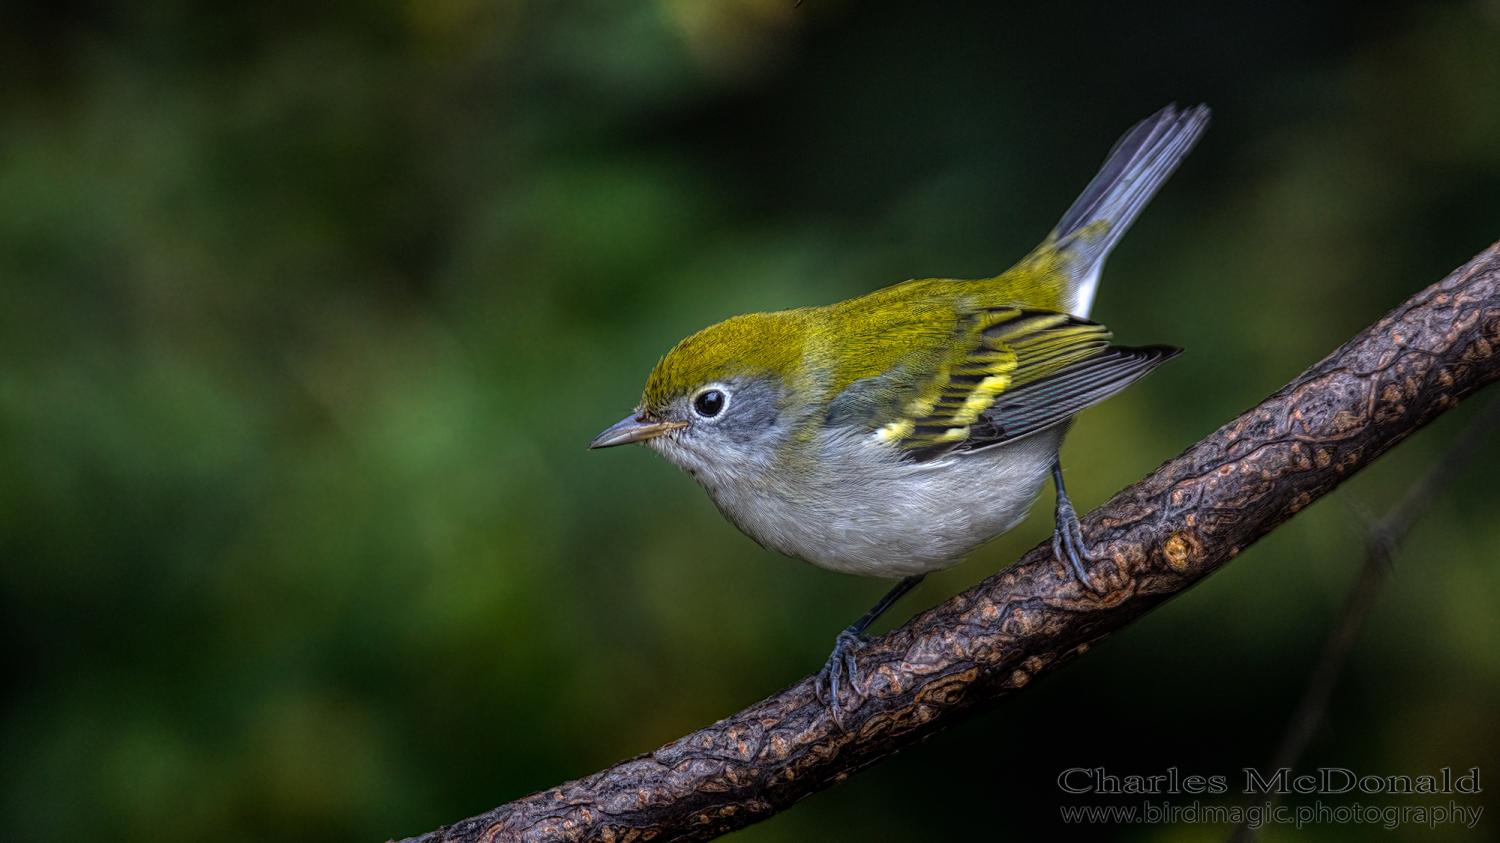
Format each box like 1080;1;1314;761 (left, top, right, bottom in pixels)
642;312;807;412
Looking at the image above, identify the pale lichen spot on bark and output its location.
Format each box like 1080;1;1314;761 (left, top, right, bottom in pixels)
1118;541;1148;568
1328;409;1366;436
917;669;978;705
808;743;839;761
873;664;905;696
1009;606;1036;634
766;734;788;760
694;776;730;794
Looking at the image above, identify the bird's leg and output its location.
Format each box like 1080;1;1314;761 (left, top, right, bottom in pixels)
1052;459;1104;593
814;573;925;730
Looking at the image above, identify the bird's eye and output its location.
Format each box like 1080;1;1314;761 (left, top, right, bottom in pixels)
693;389;726;418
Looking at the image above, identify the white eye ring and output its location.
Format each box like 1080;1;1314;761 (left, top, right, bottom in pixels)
691;385;731;419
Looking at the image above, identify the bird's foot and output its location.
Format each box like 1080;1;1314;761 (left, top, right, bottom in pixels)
813;627;869;731
1053;502;1105;594
1051;461;1105;594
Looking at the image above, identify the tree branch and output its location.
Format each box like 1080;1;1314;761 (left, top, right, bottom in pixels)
396;244;1500;843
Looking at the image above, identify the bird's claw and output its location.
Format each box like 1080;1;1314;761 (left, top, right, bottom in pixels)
814;628;869;731
1053;501;1105;594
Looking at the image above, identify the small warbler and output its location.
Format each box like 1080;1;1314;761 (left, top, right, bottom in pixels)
591;104;1208;723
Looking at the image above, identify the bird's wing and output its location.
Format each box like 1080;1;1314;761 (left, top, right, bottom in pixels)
951;343;1181;454
840;306;1177;462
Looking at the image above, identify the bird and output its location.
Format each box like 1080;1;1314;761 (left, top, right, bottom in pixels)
590;104;1209;726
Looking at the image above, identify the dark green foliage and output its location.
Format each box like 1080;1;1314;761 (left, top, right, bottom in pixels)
1;2;1497;841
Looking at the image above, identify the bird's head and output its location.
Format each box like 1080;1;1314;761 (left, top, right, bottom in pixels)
589;312;809;482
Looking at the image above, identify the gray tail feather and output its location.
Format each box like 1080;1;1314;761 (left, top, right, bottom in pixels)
1054;103;1210;254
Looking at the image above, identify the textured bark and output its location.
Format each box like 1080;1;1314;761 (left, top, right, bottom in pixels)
396;244;1500;843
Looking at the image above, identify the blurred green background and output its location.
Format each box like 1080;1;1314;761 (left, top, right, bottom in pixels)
2;1;1498;841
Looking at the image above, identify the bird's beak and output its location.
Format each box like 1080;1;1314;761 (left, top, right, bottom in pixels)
588;413;688;449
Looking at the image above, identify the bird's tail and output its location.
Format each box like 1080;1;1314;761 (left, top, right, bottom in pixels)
1049;104;1210;319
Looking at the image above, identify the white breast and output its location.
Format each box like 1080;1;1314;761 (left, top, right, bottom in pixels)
698;426;1065;577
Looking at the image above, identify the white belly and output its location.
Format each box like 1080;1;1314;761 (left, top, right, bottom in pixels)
700;426;1065;577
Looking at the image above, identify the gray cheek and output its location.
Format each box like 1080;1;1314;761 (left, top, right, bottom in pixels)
722;378;800;450
719;393;778;436
668;379;787;472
